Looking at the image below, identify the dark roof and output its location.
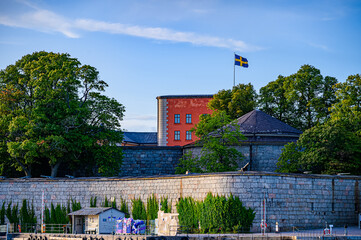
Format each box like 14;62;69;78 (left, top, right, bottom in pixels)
157;94;213;99
68;207;118;216
123;132;157;145
234;110;302;135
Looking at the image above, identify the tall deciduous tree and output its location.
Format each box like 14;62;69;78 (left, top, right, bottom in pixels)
277;74;361;175
258;75;295;125
208;83;257;120
0;51;125;177
259;65;337;132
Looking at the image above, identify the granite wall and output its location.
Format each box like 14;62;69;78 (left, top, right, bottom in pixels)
183;144;285;172
1;172;360;232
120;146;182;176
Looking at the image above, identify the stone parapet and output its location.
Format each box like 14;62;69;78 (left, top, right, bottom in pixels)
1;172;360;232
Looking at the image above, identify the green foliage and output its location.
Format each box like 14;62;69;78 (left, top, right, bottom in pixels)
278;120;361;174
0;202;5;224
183;111;246;173
131;198;147;220
177;193;255;233
331;74;361;123
277;74;361;175
90;196;97;207
19;199;37;225
258;75;294;124
259;65;338;132
111;199;117;209
176;197;200;231
19;199;37;232
44;206;51;224
208;83;258;120
160;196;171;213
48;203;68;224
102;196;110;207
70;199;81;212
0;51;125;178
146;194;158;221
6;202;19;224
175;151;203;174
120;198;130;218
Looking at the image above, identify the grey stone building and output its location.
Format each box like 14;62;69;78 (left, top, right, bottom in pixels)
184;109;302;172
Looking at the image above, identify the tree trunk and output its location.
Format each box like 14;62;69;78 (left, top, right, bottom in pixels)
15;157;32;178
51;161;62;178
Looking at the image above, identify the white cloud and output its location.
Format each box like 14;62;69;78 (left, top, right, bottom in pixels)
75;19;260;51
0;3;261;52
0;9;79;38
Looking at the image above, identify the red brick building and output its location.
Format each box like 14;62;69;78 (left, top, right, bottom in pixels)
157;95;213;146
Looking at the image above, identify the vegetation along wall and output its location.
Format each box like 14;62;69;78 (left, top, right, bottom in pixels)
1;172;360;232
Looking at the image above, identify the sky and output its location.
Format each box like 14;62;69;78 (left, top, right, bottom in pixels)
1;0;361;132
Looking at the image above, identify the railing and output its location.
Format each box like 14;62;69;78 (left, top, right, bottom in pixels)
7;224;72;234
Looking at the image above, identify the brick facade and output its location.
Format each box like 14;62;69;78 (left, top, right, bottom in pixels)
156;95;213;146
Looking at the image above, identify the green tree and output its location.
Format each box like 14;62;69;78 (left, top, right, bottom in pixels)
120;198;130;218
259;75;295;125
0;202;5;225
283;65;337;131
102;196;110;207
6;202;19;224
160;196;171;213
90;197;97;207
131;198;147;220
146;194;158;221
331;74;361;123
0;51;125;177
194;111;246;173
19;199;37;231
277;120;361;174
208;83;257;120
278;74;361;175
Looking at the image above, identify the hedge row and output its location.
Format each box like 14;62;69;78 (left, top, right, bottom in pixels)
177;193;255;233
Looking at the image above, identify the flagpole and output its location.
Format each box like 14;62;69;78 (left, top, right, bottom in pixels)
233;52;235;87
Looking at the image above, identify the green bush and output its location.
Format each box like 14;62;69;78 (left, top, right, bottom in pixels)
19;199;37;231
70;199;81;212
0;202;5;224
120;198;130;218
160;196;171;213
102;196;110;207
146;194;158;221
90;196;97;207
131;198;146;220
6;202;19;224
177;193;255;233
176;197;200;231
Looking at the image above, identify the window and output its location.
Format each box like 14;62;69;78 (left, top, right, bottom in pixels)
186;114;192;123
186;131;192;140
174;114;180;124
174;131;180;140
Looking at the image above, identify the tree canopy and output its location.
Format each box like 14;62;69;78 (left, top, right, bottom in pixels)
277;73;361;175
259;65;337;132
0;51;125;178
208;83;257;120
176;111;245;174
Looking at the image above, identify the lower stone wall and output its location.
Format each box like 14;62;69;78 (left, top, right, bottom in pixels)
120;146;182;176
1;172;360;232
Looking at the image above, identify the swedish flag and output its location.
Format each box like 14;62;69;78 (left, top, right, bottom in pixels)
235;54;248;68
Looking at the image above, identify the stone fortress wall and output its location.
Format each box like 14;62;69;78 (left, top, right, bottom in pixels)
120;146;182;177
1;172;360;232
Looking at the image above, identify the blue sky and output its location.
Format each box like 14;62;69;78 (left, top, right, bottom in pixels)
1;0;361;132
